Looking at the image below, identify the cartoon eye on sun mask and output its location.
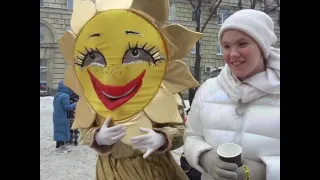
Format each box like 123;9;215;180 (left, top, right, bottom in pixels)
58;0;202;146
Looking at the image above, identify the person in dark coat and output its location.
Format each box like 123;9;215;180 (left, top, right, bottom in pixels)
186;87;197;114
53;80;77;155
67;92;80;146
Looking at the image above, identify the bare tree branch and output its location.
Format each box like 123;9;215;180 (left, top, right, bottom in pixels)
197;0;202;11
250;0;261;9
189;0;195;10
201;0;222;33
274;0;280;4
265;4;280;14
210;0;218;9
196;0;202;33
187;0;224;82
238;0;242;9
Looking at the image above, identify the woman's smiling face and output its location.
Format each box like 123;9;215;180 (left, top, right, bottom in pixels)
221;30;265;81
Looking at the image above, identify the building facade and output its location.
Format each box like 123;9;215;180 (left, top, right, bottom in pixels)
40;0;73;95
40;0;280;95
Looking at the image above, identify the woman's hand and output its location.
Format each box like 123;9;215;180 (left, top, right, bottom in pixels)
212;158;266;180
200;150;239;180
130;128;166;159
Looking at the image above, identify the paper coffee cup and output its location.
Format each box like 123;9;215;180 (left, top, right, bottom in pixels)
217;143;243;167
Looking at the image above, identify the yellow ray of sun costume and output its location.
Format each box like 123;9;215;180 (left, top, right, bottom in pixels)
58;0;202;179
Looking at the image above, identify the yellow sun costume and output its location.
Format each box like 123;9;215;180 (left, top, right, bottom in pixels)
58;0;202;179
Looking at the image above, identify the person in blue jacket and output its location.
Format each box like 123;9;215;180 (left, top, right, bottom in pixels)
53;80;77;155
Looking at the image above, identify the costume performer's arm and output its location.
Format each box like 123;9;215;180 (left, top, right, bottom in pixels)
152;123;185;153
152;96;186;153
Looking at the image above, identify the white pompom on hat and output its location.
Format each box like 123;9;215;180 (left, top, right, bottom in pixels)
218;9;277;58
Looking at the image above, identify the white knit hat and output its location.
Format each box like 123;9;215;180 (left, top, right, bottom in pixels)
218;9;277;58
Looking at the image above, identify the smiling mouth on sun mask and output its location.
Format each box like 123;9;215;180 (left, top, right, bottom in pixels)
88;70;146;110
101;86;136;100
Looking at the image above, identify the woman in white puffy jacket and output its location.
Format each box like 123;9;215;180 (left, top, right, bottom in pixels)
183;9;280;180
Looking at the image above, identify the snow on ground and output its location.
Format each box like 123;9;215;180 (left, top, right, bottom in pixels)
41;96;96;180
40;97;187;180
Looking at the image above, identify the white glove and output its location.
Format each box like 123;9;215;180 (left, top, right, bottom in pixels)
95;117;126;146
130;127;166;159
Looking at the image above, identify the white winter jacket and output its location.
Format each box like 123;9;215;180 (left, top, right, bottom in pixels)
184;48;280;180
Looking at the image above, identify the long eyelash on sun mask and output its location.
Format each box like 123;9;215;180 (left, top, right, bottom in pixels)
128;42;165;63
76;47;101;67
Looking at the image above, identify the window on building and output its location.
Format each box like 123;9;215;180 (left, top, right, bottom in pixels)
67;0;73;9
40;59;48;92
191;41;202;54
216;43;223;55
218;9;231;25
40;24;44;43
40;0;43;7
169;3;177;21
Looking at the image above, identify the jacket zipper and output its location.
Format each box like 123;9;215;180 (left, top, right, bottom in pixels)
233;99;246;145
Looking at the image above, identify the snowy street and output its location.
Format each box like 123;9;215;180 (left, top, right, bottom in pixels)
40;97;187;180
